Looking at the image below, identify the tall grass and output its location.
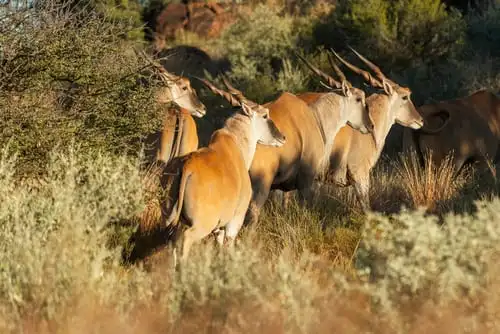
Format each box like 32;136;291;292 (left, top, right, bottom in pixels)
0;144;499;333
394;150;469;212
0;145;145;327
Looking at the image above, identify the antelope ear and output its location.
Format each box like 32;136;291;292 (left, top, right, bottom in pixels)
341;81;351;97
241;102;254;117
382;79;394;96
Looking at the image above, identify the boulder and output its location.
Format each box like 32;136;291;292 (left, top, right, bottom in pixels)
154;0;238;49
154;2;189;41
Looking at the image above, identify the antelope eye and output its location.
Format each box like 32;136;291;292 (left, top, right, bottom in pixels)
182;86;188;91
356;97;362;103
402;95;409;101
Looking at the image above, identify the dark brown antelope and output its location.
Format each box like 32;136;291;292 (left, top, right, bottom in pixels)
403;89;500;174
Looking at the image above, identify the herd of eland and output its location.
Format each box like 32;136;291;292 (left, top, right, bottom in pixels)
134;47;500;264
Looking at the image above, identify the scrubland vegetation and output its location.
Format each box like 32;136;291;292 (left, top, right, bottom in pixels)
1;0;500;332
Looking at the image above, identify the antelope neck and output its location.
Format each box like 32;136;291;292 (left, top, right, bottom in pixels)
178;107;190;115
368;94;396;155
311;105;327;144
220;113;257;170
309;93;346;173
309;93;344;147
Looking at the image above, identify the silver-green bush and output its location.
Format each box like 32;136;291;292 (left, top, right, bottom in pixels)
0;144;145;324
357;202;500;311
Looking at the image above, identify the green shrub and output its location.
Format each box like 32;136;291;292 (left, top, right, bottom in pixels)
221;5;294;74
168;244;324;332
395;2;500;105
0;3;164;177
316;0;466;68
219;4;312;101
276;58;310;94
37;0;145;40
466;1;500;58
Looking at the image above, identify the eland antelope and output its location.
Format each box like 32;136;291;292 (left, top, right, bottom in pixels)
159;78;286;261
244;53;373;226
323;48;424;210
138;50;207;166
403;89;500;174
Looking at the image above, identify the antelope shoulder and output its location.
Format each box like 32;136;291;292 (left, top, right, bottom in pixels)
250;92;324;186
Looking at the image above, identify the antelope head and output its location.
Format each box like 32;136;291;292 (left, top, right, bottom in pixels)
137;49;207;118
295;52;373;135
197;76;286;147
157;73;207;118
332;48;423;130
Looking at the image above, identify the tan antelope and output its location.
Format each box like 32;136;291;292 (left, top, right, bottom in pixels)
320;48;424;210
402;89;500;174
244;54;374;226
137;50;207;166
159;78;286;261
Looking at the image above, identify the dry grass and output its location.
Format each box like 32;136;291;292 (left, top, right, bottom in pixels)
393;150;470;213
9;270;500;334
1;144;500;333
129;146;500;272
322;149;499;218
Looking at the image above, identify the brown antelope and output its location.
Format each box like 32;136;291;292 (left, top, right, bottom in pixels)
159;78;286;261
403;89;500;174
244;54;374;226
138;50;207;166
322;48;424;210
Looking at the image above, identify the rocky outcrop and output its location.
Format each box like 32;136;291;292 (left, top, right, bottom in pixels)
153;1;237;50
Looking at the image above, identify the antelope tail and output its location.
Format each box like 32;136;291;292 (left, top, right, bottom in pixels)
165;167;192;228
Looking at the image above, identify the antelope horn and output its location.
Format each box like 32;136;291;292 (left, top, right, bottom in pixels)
220;74;244;97
348;46;396;86
294;51;341;89
135;47;179;82
134;48;161;71
220;74;262;107
330;49;383;88
326;50;351;87
195;77;241;107
158;70;180;83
